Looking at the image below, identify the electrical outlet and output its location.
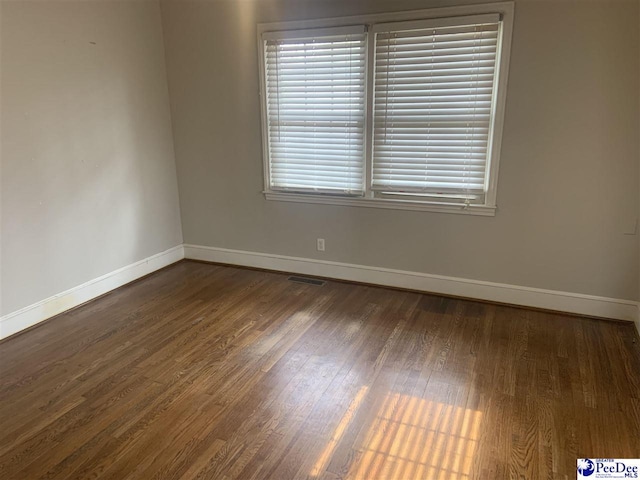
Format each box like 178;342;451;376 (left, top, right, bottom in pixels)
317;238;325;252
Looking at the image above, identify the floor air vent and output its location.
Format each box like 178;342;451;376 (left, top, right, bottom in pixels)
287;276;326;286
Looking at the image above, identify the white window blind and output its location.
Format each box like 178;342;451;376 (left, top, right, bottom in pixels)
264;27;367;194
372;15;501;197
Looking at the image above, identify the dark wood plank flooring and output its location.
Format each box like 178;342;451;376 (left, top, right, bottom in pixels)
0;260;639;479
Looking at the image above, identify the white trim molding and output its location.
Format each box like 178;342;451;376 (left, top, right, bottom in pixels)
0;245;185;340
2;243;637;341
264;192;497;216
184;244;639;323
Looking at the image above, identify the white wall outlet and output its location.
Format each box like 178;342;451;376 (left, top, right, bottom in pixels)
316;238;325;252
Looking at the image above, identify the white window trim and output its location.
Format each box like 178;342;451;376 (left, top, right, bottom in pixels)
257;2;514;217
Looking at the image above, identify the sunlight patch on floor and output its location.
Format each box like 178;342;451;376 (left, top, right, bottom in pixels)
310;385;370;477
311;390;482;479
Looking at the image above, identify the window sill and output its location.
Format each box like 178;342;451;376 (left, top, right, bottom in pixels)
263;191;496;216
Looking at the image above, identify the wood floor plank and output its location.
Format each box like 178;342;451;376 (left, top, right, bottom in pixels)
0;260;639;480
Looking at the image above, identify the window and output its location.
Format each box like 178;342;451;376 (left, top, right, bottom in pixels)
258;4;513;216
263;27;366;194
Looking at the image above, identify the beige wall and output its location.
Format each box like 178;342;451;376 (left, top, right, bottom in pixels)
160;0;639;301
1;0;183;315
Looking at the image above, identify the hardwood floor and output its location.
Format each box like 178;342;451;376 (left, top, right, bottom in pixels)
1;260;639;480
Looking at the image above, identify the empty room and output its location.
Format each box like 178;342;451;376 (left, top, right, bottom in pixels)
1;0;639;479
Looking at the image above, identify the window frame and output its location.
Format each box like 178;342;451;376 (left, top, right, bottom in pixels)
257;2;514;216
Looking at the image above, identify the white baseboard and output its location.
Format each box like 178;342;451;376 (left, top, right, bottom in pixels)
184;244;639;323
0;245;185;340
2;243;637;341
